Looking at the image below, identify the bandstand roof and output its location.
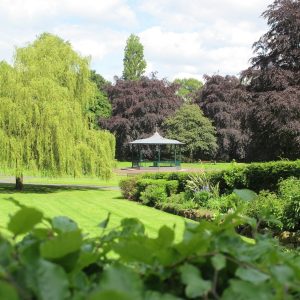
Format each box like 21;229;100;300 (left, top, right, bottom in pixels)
129;131;184;145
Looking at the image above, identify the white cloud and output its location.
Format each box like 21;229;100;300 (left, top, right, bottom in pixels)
0;0;137;25
0;0;274;80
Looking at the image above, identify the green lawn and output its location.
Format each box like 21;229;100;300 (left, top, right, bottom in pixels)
0;184;187;241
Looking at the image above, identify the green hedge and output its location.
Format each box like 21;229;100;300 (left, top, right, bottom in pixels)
120;161;300;199
136;160;300;193
215;160;300;192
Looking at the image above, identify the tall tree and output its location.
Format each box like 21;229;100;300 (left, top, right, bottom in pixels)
88;70;112;128
241;0;300;161
195;75;250;161
163;104;218;161
122;34;147;81
100;76;183;160
173;78;203;102
0;33;115;189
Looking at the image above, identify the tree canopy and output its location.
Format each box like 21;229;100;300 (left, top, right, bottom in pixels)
164;104;218;161
0;33;115;187
241;0;300;161
195;75;250;161
122;34;147;81
88;70;112;127
173;78;203;102
100;76;183;160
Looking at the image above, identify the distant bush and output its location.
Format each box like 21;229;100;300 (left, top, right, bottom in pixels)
244;191;284;231
279;177;300;230
141;185;167;206
119;176;138;200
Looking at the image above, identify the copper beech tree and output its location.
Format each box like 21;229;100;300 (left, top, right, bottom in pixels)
100;76;183;160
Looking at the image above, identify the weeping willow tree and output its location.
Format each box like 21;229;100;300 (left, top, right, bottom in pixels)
0;33;115;189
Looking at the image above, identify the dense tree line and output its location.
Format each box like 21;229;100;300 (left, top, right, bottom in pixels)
194;0;300;162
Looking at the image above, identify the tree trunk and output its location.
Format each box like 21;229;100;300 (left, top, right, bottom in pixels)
16;175;24;190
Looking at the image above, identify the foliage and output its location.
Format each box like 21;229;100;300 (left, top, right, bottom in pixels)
100;76;183;159
195;75;250;161
135;179;179;201
173;78;203;102
164;104;218;160
214;160;300;193
140;185;167;205
279;177;300;230
87;70;112;126
244;191;284;231
0;33;115;183
241;0;300;161
1;202;300;299
233;189;257;202
122;34;147;81
119;176;139;200
207;193;244;214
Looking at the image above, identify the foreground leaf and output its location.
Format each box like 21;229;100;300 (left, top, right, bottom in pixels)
36;260;70;300
180;263;211;298
40;230;82;259
7;207;43;236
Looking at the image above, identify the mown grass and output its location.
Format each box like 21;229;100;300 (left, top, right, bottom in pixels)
0;174;126;187
0;184;187;241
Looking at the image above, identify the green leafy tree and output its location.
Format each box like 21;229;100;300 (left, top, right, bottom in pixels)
88;70;112;127
122;34;147;80
0;33;115;189
164;104;218;161
173;78;203;102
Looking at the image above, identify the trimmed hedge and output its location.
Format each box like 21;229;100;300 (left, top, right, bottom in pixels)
137;160;300;193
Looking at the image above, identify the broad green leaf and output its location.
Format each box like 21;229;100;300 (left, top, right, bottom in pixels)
7;207;43;236
40;230;82;259
235;267;270;284
222;279;273;300
145;291;183;300
52;216;78;233
88;290;132;300
36;259;70;300
113;239;153;264
120;218;145;236
270;265;295;285
179;263;211;298
211;254;226;271
233;189;257;201
0;281;19;300
156;226;175;248
94;265;143;300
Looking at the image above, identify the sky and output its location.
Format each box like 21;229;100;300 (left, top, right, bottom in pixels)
0;0;274;82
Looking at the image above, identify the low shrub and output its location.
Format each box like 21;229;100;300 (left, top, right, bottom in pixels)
279;177;300;230
244;191;284;230
206;193;244;214
140;185;167;206
119;176;138;200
